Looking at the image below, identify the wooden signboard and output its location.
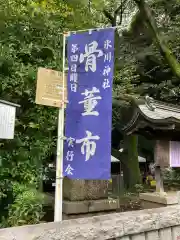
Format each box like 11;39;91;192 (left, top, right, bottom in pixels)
35;67;67;108
154;140;170;167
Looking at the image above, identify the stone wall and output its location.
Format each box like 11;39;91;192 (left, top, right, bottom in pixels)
1;205;180;240
63;178;108;201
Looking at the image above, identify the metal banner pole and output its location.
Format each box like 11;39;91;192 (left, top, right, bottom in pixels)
54;33;66;222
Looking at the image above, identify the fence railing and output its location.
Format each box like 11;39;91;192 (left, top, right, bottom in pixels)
1;205;180;240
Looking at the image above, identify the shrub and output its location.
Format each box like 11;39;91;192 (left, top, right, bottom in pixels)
7;183;45;227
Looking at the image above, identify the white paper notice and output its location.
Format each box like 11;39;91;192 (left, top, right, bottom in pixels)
0;103;16;139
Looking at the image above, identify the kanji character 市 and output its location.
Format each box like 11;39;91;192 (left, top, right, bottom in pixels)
76;130;100;161
78;87;102;116
66;151;74;161
104;40;112;50
79;41;103;72
103;65;111;76
65;164;74;175
102;79;110;89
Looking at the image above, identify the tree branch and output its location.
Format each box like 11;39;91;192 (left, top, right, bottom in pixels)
133;0;180;81
115;0;127;14
115;0;129;25
102;9;114;25
88;0;92;12
103;0;128;27
112;94;137;107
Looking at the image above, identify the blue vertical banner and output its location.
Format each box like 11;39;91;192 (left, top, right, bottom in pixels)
63;28;115;179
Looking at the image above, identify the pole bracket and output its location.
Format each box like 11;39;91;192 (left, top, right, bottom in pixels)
60;136;67;140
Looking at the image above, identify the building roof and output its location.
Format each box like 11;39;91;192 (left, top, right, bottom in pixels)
111;154;146;163
122;96;180;139
0;99;20;108
138;98;180;122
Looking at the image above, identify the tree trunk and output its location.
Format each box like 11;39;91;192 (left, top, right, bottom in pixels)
103;3;141;189
112;135;141;189
133;0;180;81
125;135;141;188
111;148;130;189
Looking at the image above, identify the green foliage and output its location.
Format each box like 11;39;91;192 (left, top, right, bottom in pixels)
163;168;180;185
113;0;180;189
6;183;45;227
0;0;102;227
117;0;180;104
134;184;144;193
0;0;70;194
2;0;180;226
162;168;180;192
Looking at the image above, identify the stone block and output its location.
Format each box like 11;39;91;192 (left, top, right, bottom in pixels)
140;200;166;209
63;177;108;201
62;211;118;220
63;198;119;214
63;200;88;214
88;198;119;212
140;192;178;209
2;205;180;240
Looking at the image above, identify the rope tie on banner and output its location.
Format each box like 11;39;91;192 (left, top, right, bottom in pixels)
61;26;117;36
55;176;63;180
60;136;67;140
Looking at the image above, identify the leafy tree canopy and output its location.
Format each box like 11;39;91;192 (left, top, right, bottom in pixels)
0;0;102;226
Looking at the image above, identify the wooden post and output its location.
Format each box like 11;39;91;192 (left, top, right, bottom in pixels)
155;166;164;193
154;141;165;193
